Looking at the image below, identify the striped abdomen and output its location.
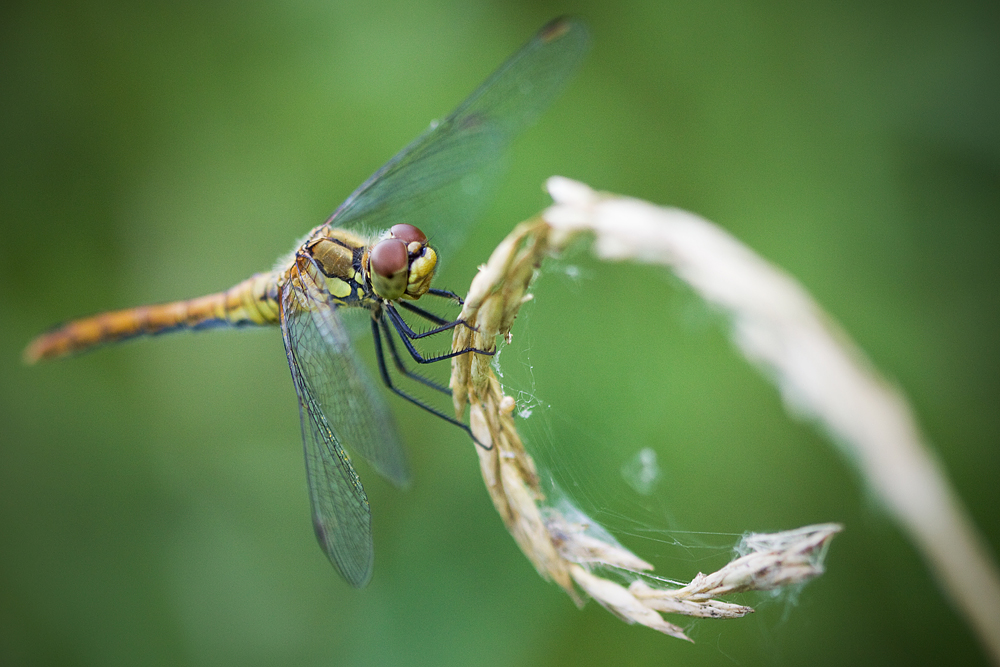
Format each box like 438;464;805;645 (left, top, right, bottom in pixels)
24;272;282;363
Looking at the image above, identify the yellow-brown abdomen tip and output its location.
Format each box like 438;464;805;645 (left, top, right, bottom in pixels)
23;332;57;364
22;344;40;365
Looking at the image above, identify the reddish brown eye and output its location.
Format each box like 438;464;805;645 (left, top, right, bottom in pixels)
369;239;408;278
390;223;427;245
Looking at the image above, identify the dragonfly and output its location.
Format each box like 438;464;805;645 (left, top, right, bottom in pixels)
24;18;588;587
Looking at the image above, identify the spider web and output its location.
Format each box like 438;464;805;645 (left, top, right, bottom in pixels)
490;252;750;584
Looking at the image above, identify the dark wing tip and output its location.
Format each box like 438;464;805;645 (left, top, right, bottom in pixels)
314;516;374;588
538;16;588;45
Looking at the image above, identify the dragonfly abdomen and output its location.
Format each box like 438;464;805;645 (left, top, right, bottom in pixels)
24;272;281;363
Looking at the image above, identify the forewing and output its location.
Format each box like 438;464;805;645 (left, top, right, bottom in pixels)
280;283;408;586
283;283;410;486
329;17;589;262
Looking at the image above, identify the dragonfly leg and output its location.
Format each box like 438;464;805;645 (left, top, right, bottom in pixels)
398;297;482;335
426;287;464;305
389;302;466;338
384;305;494;363
371;318;491;450
378;316;451;396
397;300;452;327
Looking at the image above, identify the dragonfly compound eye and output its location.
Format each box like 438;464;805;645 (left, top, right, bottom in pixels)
389;223;427;245
369;238;409;300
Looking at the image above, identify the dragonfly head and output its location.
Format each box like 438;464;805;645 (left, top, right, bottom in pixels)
369;224;437;301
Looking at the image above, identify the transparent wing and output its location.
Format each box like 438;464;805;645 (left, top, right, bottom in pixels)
280;282;409;586
328;17;589;262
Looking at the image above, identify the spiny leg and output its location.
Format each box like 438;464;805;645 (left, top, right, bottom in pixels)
384;304;494;363
426;287;464;304
378;316;450;396
370;317;490;450
397;300;451;327
387;302;465;339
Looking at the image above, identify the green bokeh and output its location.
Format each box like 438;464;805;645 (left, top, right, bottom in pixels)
2;1;998;665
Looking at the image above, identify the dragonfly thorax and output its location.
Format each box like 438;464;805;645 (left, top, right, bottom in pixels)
368;223;437;302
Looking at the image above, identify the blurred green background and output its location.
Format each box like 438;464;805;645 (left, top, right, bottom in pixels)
2;1;998;665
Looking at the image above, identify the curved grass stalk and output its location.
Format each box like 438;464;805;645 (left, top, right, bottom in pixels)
450;186;850;641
